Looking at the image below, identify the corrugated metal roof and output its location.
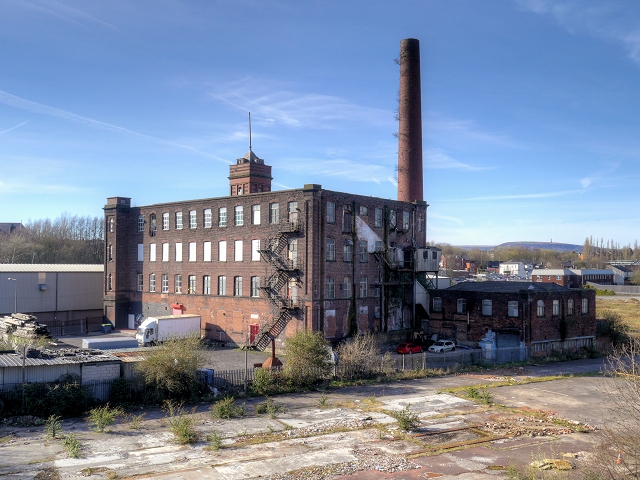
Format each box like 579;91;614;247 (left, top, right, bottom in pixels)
0;351;119;368
0;264;103;273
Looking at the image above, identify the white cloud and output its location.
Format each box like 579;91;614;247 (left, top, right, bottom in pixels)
517;0;640;65
428;212;465;227
426;149;491;171
208;77;391;130
428;116;519;148
0;120;27;135
15;0;119;30
280;157;389;184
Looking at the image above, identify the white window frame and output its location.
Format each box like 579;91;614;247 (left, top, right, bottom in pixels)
203;275;211;295
251;239;260;262
149;243;156;262
359;206;368;216
327;202;335;223
457;298;466;314
175;211;183;230
161;274;169;293
403;211;409;230
175;274;182;294
218;276;226;295
270;203;279;224
343;277;351;298
235;206;244;226
162;212;169;230
359;240;368;262
175;242;183;262
343;242;352;262
553;300;560;316
482;299;492;316
359;277;367;298
508;301;518;317
137;215;145;232
433;297;442;312
252;205;261;225
218;207;227;227
537;300;545;317
326;277;335;299
137;274;143;292
189;210;197;229
375;208;383;228
234;240;243;261
188;275;196;294
149;273;156;293
218;241;227;262
203;241;212;262
204;208;212;228
251;276;260;297
582;298;589;314
567;299;574;315
162;243;169;262
234;276;242;296
189;242;196;262
326;238;335;261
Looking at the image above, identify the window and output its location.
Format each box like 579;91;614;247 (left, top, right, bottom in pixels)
189;242;196;262
218;207;227;227
175;211;183;230
343;277;351;298
251;239;260;261
204;209;212;228
252;205;261;225
288;202;298;222
149;273;156;292
582;298;589;314
537;300;545;317
175;274;182;293
374;277;381;298
508;301;518;317
203;241;212;262
374;241;383;252
149;214;157;236
553;300;560;316
403;211;410;230
536;276;542;282
218;241;227;261
375;208;383;228
457;298;466;314
433;297;442;312
482;299;492;316
359;206;368;216
108;244;113;261
234;276;242;296
235;206;244;226
203;275;211;295
359;277;367;298
359;240;368;262
343;205;352;233
251;277;260;297
189;210;197;229
555;275;562;281
389;210;396;229
326;277;335;299
567;299;574;315
270;203;279;223
149;243;156;262
234;240;243;261
343;242;352;262
175;242;182;262
326;202;336;223
161;274;169;293
547;276;551;280
137;215;144;232
109;217;114;233
218;276;226;295
162;213;169;230
326;238;335;261
188;275;196;294
137;274;143;292
108;273;112;291
162;243;169;262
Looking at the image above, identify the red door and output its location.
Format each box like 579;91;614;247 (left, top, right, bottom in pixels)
250;324;259;344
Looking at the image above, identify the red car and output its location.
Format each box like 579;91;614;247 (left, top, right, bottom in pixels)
396;342;423;354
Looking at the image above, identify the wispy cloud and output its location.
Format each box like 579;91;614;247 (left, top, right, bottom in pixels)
426;149;492;171
428;116;519;148
0;179;90;194
208;77;391;130
467;189;585;201
516;0;640;65
428;212;465;227
0;120;27;135
280;157;389;183
0;89;229;163
14;0;119;31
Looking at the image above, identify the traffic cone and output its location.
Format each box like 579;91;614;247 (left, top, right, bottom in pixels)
617;449;622;465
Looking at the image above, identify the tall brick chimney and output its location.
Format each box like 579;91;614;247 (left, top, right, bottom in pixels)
397;38;423;203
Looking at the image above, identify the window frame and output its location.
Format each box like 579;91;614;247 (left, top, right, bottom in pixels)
218;276;226;295
175;211;183;230
189;210;197;229
456;298;466;314
203;275;211;295
218;207;227;227
251;276;260;297
482;299;492;316
204;208;212;228
374;208;383;228
269;203;279;224
326;238;335;261
343;276;351;299
175;274;182;294
252;204;261;225
162;212;169;231
137;274;143;292
188;275;196;294
359;277;367;298
326;277;335;299
326;202;336;223
149;273;156;293
161;274;169;293
537;300;545;317
508;301;518;317
433;297;442;312
234;276;243;296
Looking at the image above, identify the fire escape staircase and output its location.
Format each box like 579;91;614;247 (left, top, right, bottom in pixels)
250;221;304;351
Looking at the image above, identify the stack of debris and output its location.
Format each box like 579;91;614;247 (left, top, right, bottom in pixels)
0;313;52;342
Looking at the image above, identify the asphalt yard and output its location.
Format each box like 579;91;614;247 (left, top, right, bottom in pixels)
0;358;613;479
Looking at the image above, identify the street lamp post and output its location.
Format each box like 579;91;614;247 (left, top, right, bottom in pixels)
7;278;17;314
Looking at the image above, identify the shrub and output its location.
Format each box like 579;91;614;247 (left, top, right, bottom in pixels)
135;335;207;401
464;387;492;404
336;334;393;380
283;330;332;386
390;404;420;432
126;413;146;430
209;397;245;419
61;434;81;458
87;404;124;433
164;401;199;444
45;414;62;439
600;310;630;346
205;430;223;450
255;398;285;419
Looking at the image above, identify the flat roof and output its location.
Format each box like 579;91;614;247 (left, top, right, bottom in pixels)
0;264;103;273
444;281;569;293
0;350;119;368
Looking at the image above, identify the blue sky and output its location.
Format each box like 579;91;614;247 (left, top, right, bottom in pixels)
1;0;639;247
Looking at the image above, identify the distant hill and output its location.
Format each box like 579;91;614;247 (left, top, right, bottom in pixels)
497;241;583;253
453;242;583;253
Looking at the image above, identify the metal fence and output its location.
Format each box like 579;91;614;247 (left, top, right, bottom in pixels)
39;316;104;336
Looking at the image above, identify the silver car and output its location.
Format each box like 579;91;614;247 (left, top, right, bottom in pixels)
428;340;456;353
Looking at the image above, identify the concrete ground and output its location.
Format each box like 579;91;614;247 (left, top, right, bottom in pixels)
0;357;615;479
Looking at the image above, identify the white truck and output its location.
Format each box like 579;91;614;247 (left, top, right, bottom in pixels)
135;315;202;346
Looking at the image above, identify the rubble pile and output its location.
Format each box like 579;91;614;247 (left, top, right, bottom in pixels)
0;314;52;342
483;412;595;437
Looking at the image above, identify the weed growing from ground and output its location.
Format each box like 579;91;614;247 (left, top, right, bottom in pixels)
61;434;81;458
126;413;146;430
164;400;199;444
87;404;124;433
45;414;62;439
209;396;245;419
205;430;223;450
389;404;420;432
255;398;285;419
464;386;492;404
317;394;329;407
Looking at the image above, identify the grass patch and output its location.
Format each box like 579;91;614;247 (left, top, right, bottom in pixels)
597;298;640;335
210;396;245;419
462;386;492;404
386;404;421;432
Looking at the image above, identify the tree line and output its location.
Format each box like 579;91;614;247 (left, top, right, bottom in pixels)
0;214;104;264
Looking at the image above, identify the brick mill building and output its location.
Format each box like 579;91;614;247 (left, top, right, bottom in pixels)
428;282;596;354
103;39;440;349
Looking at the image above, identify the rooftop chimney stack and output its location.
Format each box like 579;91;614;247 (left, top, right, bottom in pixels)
397;38;423;203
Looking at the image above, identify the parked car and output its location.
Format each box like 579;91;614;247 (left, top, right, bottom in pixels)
428;340;456;353
396;342;423;354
